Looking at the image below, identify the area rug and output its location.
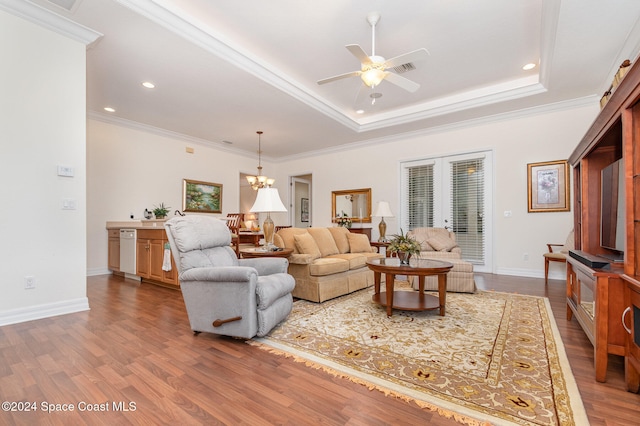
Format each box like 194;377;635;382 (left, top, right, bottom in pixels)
249;285;589;426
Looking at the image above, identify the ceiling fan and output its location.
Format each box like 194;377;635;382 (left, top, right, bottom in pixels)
317;12;429;93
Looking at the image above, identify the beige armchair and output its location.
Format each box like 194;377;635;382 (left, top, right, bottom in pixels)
407;227;462;258
407;227;476;293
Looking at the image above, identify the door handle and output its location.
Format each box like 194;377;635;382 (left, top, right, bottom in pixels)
622;306;632;334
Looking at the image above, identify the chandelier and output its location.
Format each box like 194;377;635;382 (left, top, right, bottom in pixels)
246;130;275;190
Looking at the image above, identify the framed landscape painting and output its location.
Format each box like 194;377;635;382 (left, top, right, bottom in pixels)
182;179;222;213
527;160;570;213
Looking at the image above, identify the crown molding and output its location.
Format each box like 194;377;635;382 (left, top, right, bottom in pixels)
0;0;101;45
87;110;259;159
278;95;599;162
117;0;565;135
116;0;359;131
356;77;545;131
90;95;597;164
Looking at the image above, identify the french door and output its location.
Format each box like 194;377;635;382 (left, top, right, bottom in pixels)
400;150;493;272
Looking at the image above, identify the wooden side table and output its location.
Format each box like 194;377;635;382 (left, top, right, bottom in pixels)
370;241;391;257
238;231;263;246
239;247;293;258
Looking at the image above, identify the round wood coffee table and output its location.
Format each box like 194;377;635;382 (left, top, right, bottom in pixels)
239;247;293;258
366;257;453;317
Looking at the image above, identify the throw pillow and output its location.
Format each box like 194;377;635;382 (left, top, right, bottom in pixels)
294;233;322;260
419;239;435;251
328;227;350;253
307;228;340;257
347;233;372;253
427;234;457;251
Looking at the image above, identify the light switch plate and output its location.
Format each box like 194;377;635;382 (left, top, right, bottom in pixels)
57;165;74;177
62;198;77;210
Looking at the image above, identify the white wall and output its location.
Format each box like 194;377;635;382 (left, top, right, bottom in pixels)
86;119;271;274
0;10;89;324
273;104;599;279
88;103;598;280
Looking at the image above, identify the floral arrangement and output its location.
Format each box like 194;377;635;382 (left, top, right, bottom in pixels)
336;211;352;228
387;229;421;255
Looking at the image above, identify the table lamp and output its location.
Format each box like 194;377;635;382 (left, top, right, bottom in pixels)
250;187;287;249
373;201;394;242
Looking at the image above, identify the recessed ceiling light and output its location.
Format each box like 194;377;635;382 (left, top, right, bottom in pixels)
104;107;115;112
356;109;365;114
142;82;155;89
522;63;536;71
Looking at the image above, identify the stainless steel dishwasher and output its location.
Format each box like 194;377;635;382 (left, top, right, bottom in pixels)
119;229;137;276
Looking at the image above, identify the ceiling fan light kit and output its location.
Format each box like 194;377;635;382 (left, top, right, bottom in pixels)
317;11;429;103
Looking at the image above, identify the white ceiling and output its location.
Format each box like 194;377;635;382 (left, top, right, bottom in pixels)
14;0;640;159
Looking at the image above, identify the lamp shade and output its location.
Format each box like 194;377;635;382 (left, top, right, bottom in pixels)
250;187;287;213
373;201;394;217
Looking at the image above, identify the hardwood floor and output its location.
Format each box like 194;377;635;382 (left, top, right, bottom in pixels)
0;273;638;425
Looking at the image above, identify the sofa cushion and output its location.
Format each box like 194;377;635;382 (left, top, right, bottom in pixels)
277;227;310;254
427;234;457;251
328;253;367;270
308;258;350;276
419;240;435;251
347;233;372;253
328;227;351;253
308;228;340;257
294;233;321;260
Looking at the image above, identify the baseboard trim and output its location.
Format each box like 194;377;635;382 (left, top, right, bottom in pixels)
0;297;90;326
87;267;112;276
495;267;566;281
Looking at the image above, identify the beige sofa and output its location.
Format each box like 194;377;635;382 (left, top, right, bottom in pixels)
407;227;476;293
274;227;384;302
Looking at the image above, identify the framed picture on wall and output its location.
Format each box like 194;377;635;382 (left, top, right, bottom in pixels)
301;198;309;222
527;160;570;212
182;179;223;213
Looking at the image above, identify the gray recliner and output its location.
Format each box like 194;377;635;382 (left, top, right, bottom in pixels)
165;215;295;339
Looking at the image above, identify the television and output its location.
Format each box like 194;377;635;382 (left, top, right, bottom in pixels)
600;158;625;262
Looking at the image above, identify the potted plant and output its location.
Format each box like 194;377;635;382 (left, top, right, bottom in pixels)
153;203;170;219
388;229;421;264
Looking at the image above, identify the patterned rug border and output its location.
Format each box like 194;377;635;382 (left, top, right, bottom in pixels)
249;289;589;426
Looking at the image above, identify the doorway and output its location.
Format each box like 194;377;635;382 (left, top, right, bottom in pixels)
290;175;312;228
400;150;493;272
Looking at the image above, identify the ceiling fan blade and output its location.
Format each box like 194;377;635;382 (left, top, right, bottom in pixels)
317;70;361;85
384;48;429;68
384;72;420;92
346;44;372;65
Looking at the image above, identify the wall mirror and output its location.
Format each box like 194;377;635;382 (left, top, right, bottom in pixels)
331;188;372;223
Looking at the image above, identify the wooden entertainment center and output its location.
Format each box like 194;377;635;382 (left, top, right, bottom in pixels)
568;58;640;391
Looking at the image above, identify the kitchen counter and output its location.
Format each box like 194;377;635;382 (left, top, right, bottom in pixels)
106;219;166;229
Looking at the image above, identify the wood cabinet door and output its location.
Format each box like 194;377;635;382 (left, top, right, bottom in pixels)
108;238;120;271
136;239;150;278
626;285;640;392
163;255;179;286
149;239;165;282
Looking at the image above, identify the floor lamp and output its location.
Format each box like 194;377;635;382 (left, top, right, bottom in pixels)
373;201;394;242
250;187;287;249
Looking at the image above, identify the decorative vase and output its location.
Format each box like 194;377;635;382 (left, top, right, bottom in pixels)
397;251;411;265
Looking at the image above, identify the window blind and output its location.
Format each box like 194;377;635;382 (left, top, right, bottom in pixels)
404;163;434;229
449;159;485;263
